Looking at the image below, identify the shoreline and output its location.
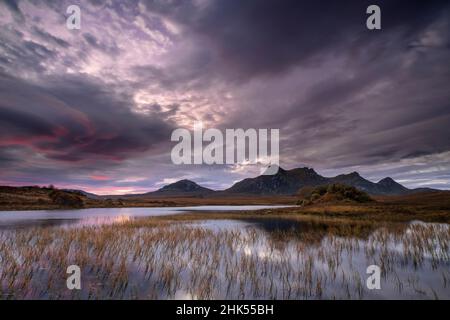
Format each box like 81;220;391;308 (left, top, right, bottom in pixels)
0;201;449;224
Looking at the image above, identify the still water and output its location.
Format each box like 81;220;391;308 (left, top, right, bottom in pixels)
0;206;448;299
0;205;291;228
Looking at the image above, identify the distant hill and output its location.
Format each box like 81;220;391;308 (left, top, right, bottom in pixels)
376;177;409;194
329;172;380;193
328;172;411;195
62;189;102;199
0;186;88;210
143;179;214;197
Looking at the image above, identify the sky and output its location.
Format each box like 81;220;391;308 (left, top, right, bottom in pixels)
0;0;449;195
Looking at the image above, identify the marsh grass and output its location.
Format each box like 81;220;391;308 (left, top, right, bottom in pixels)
0;216;448;299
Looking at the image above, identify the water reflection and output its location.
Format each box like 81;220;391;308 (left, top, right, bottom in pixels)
0;215;134;229
191;219;449;299
0;205;291;229
0;214;448;299
73;215;133;227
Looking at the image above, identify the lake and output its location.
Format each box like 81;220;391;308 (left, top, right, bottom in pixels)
0;206;448;299
0;205;291;228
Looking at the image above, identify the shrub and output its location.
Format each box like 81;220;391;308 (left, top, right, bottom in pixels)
49;190;84;208
296;183;372;205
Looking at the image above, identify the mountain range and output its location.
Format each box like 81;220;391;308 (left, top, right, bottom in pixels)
114;166;435;198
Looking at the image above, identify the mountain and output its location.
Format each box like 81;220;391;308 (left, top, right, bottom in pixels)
225;167;327;195
329;173;412;195
145;179;214;197
224;167;431;196
329;172;378;193
376;177;409;194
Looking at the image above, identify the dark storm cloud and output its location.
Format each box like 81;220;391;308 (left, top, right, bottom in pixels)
192;0;450;174
0;72;175;163
143;0;449;79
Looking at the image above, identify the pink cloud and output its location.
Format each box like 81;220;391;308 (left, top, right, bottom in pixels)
90;175;111;181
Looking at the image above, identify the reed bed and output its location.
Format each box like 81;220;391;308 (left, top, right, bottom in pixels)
0;218;448;299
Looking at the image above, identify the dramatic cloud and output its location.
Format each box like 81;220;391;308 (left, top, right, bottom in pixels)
0;0;449;193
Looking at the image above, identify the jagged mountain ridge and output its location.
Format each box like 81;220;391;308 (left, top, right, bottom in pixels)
223;167;428;196
225;167;327;195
